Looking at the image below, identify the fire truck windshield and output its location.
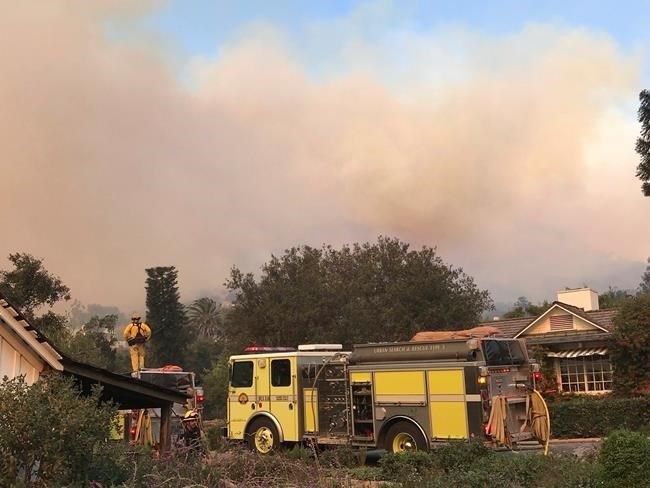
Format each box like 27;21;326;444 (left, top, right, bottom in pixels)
482;339;527;366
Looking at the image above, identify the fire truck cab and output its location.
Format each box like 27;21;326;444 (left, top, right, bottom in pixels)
225;339;548;454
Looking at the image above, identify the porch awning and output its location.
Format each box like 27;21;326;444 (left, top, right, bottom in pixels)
546;347;608;358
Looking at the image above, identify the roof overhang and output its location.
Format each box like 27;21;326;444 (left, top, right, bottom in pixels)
523;331;611;346
61;357;189;409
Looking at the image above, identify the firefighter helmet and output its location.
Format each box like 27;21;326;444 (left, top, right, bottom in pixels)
131;311;141;321
183;409;199;422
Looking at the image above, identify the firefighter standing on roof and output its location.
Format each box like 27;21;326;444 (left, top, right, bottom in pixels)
123;312;152;372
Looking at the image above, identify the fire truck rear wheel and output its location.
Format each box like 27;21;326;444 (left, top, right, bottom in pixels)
384;421;427;454
246;418;279;454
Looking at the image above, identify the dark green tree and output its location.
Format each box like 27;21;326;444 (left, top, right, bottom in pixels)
225;237;492;348
0;253;72;348
145;266;188;367
201;355;230;419
639;258;650;294
0;253;70;319
503;296;551;318
610;293;650;395
636;89;650;196
64;314;119;370
599;287;632;309
502;296;531;318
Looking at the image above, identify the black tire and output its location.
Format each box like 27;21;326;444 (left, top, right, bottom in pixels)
246;418;280;454
384;421;427;454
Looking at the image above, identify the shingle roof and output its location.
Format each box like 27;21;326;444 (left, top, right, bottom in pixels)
478;303;618;338
583;309;617;329
476;316;535;338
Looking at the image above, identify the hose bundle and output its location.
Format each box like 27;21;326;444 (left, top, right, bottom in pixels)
486;395;511;448
527;390;550;455
134;409;154;446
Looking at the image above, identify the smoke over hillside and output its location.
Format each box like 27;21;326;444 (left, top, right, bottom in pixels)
1;1;647;311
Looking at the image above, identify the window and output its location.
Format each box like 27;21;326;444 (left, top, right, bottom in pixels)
271;359;291;387
482;340;527;366
559;356;613;393
231;361;254;387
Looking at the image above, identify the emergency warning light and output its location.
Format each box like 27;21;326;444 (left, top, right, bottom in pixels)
243;346;296;353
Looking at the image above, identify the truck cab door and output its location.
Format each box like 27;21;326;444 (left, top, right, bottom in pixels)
268;357;298;442
228;359;256;440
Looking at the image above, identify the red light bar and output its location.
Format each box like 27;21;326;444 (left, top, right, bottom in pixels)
243;346;296;353
488;367;511;374
196;395;205;403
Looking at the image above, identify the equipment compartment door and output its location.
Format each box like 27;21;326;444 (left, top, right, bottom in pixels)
427;369;468;439
269;358;298;441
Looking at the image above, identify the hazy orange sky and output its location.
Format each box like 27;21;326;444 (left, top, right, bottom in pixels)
1;1;648;315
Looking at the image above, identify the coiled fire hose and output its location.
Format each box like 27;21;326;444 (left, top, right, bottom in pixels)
487;395;511;448
528;389;550;456
134;409;154;446
487;391;551;455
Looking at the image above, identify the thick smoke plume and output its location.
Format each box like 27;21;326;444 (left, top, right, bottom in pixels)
0;1;647;311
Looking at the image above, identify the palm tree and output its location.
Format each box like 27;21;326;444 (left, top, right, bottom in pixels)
187;297;223;339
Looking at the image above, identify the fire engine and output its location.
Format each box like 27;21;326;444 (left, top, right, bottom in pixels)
225;338;550;454
127;366;204;446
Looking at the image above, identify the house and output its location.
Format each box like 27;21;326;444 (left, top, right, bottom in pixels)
0;291;187;452
0;293;63;382
481;288;617;394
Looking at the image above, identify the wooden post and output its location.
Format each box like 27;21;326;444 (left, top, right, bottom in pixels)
159;402;172;454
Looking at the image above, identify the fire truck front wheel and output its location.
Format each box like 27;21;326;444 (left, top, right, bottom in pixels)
384;421;427;454
246;418;279;454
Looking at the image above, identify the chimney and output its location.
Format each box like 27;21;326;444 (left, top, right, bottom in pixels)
556;287;599;311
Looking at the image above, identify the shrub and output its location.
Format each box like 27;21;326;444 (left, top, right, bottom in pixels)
318;445;363;468
548;395;650;438
379;451;437;485
0;374;119;487
210;448;331;487
86;441;131;486
598;430;650;487
346;465;382;481
203;421;227;451
427;453;599;488
429;439;492;471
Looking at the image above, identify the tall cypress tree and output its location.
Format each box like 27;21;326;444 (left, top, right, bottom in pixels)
636;89;650;196
145;266;188;367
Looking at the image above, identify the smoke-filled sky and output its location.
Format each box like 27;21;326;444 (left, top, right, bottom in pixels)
1;0;649;315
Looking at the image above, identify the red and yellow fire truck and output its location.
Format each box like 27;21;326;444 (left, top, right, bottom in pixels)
225;338;550;454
